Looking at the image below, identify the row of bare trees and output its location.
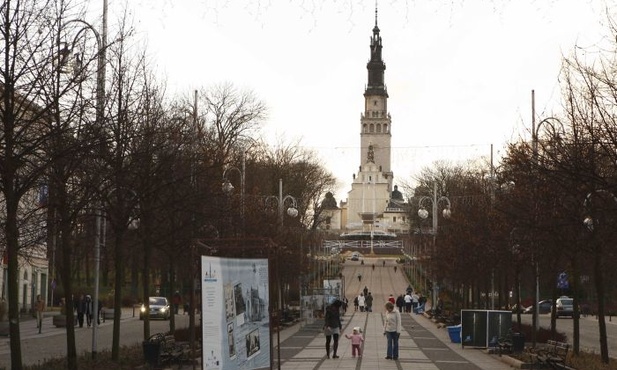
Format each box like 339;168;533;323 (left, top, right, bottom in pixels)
0;1;337;368
408;21;617;364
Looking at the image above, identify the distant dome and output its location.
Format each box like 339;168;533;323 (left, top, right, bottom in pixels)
391;185;403;200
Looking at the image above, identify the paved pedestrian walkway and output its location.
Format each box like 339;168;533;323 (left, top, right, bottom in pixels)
275;310;513;370
274;256;514;370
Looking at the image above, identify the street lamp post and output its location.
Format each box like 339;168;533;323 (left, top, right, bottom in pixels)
417;182;451;305
222;154;245;236
59;5;107;358
264;178;297;369
530;89;565;347
266;178;299;228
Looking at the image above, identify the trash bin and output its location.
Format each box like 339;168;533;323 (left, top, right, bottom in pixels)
511;333;525;352
447;325;461;343
143;336;162;366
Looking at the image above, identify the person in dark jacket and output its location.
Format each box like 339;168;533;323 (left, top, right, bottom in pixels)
395;294;405;313
75;294;86;328
323;302;342;359
85;295;93;327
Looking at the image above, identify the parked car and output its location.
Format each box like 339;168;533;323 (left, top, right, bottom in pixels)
523;299;552;314
350;252;360;261
511;303;527;314
140;296;171;320
554;296;574;318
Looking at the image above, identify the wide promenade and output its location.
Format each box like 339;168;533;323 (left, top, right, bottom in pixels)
275;257;513;370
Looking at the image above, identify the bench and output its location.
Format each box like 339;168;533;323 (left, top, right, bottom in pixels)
495;335;512;356
144;333;192;367
533;340;574;369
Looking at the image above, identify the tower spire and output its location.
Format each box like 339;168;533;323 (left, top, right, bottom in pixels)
375;1;378;28
366;0;386;97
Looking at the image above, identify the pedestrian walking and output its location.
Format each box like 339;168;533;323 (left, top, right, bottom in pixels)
365;292;373;312
357;293;366;312
85;294;94;327
404;292;412;313
396;294;405;313
411;291;419;313
323;303;342;359
383;301;402;360
172;291;181;314
345;327;364;358
353;296;359;311
75;294;86;328
35;294;45;334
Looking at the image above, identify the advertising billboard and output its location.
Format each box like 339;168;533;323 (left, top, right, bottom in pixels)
202;256;270;370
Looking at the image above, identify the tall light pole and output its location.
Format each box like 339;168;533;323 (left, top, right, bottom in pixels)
59;3;107;358
266;178;298;228
417;182;451;304
530;89;564;348
222;153;245;236
265;178;297;368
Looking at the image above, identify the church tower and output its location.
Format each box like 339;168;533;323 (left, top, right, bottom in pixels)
361;7;392;178
344;7;394;230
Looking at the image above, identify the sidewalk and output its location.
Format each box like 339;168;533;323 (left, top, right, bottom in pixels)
0;306;140;341
275;309;514;370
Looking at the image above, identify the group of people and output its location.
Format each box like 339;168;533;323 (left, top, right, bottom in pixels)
352;286;374;312
323;296;403;360
389;290;426;314
74;293;102;328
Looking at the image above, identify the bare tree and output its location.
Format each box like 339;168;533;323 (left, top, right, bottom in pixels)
0;1;98;368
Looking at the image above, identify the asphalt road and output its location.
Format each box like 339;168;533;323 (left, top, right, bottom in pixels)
513;311;617;353
0;308;191;368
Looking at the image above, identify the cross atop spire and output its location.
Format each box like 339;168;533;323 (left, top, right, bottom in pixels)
375;1;378;28
373;1;380;33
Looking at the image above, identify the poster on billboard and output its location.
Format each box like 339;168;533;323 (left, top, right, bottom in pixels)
323;279;342;303
202;256;270;370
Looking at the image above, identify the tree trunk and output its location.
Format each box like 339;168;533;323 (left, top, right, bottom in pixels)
59;204;78;370
571;254;580;355
6;196;23;369
112;231;125;361
593;236;609;363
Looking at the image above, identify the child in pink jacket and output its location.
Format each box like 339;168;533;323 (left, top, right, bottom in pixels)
344;327;364;357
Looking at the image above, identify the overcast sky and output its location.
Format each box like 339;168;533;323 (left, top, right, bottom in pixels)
95;0;611;201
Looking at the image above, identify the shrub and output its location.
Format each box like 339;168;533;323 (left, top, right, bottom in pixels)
512;322;567;343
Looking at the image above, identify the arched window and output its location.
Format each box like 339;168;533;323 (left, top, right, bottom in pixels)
369;124;375;133
377;124;382;133
383;123;388;133
363;124;368;133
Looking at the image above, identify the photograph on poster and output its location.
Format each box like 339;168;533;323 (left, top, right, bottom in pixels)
202;256;270;370
245;328;261;359
224;284;235;321
234;282;247;326
227;322;236;358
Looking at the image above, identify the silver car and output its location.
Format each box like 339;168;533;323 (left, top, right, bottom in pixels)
555;296;574;318
140;296;171;320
